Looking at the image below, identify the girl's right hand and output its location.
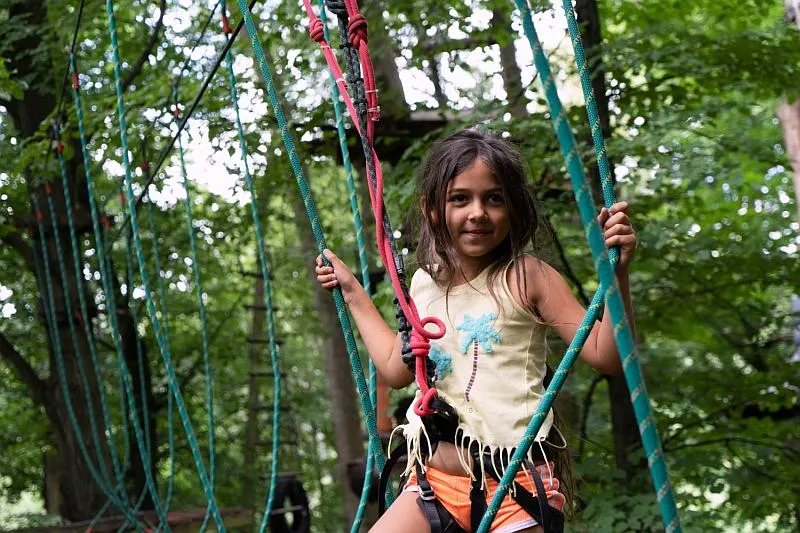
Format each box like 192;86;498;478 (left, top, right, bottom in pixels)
315;249;360;301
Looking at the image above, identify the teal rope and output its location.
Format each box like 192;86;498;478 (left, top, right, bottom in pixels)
219;12;282;525
477;2;680;531
234;1;390;509
104;0;224;528
559;0;616;215
30;194;140;525
172;86;217;532
68;52;147;531
123;226;159;527
315;2;383;527
53;137;126;495
142;192;177;517
558;1;681;530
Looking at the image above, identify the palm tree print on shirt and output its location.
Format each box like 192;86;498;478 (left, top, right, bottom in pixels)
456;312;502;401
428;343;453;382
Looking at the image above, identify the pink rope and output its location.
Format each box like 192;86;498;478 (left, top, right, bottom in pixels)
302;0;445;415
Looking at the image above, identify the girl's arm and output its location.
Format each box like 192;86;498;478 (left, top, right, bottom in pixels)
515;202;637;375
316;250;414;388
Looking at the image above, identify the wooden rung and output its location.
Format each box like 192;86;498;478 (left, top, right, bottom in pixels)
240;270;271;279
269;504;306;516
243;304;280;312
253;403;291;412
248;370;288;378
246;336;284;346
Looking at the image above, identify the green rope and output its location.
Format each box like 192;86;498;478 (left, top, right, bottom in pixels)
172;86;217;532
53;135;127;495
218;7;282;525
68;51;148;532
141;186;177;517
315;2;383;528
104;0;224;528
233;1;390;512
476;2;681;531
30;194;140;524
123;226;159;526
558;1;681;529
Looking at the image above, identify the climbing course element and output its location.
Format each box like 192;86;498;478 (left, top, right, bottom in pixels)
475;2;682;532
219;1;284;529
172;84;217;532
315;1;380;528
234;0;391;511
557;1;680;529
104;0;224;529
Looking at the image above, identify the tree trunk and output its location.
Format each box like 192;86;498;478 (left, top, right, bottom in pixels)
575;0;647;484
777;99;800;225
2;0;157;519
492;9;527;118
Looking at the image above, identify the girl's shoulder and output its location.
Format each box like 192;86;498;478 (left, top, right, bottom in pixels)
505;254;561;303
409;265;436;296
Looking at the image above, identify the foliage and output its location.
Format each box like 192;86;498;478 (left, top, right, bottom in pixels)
0;0;798;531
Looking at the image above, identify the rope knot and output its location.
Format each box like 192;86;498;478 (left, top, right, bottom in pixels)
72;71;80;90
348;14;368;48
309;17;325;43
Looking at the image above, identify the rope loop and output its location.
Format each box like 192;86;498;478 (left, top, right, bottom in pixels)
309;17;325;43
348;14;368;48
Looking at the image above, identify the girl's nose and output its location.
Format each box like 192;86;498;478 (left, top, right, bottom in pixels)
468;203;488;221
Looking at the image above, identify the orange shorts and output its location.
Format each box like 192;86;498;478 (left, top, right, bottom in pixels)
404;463;565;533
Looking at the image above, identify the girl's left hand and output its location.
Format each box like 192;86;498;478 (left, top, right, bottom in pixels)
598;201;637;269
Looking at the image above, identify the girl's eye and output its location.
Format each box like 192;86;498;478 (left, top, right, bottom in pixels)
488;193;504;204
448;194;468;203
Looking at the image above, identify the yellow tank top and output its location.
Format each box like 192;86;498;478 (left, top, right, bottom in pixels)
395;260;554;474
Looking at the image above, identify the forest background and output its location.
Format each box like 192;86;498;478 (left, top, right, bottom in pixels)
1;0;799;531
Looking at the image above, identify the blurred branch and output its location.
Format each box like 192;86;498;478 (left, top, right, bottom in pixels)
666;436;799;458
120;0;168;93
577;373;606;461
0;330;47;406
0;231;36;272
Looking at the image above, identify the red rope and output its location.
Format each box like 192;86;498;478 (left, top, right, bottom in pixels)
301;0;444;416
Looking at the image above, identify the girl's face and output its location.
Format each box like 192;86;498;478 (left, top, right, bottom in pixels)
443;158;510;272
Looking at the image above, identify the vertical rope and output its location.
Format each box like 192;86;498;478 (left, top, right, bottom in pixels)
233;2;389;510
558;1;681;530
30;193;140;525
53;131;124;494
172;86;217;531
219;4;282;526
477;2;681;531
139;156;178;514
104;0;224;528
316;2;381;528
68;51;148;531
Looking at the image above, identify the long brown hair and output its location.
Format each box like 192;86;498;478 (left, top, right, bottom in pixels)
414;128;575;511
415;129;539;295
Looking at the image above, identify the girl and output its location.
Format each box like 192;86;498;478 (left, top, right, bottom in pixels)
316;130;636;533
